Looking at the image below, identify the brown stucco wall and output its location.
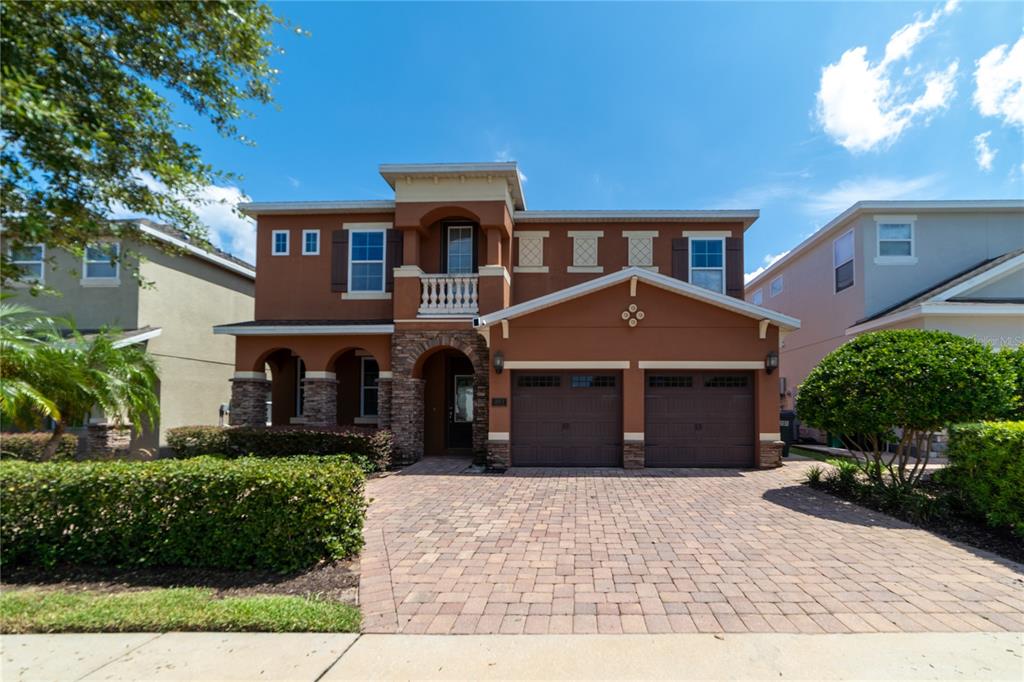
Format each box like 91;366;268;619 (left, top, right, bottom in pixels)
234;334;392;373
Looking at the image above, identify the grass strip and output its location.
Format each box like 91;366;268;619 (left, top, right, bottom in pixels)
0;587;360;634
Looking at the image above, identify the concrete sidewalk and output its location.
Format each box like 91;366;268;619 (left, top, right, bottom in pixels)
2;632;1022;681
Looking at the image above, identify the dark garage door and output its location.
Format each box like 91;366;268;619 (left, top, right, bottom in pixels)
645;371;754;467
511;371;622;466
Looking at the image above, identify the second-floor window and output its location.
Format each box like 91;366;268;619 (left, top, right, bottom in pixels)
272;230;289;255
302;230;320;255
834;229;855;292
770;275;784;297
446;225;474;274
877;222;913;257
349;229;385;292
690;238;725;293
10;244;44;283
84;242;120;281
751;288;763;305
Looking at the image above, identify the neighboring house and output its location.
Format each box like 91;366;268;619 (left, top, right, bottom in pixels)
215;162;799;470
6;220;255;454
744;200;1024;423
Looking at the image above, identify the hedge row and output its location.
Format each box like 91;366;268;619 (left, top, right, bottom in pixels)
939;421;1024;537
166;426;392;472
0;433;78;462
0;456;367;572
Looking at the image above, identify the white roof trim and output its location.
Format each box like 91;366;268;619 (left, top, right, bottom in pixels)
379;162;526;210
514;210;758;224
846;302;1024;335
933;252;1024;302
474;267;801;330
238;201;395;217
213;324;395;336
745;200;1024;290
111;327;163;348
137;223;255;278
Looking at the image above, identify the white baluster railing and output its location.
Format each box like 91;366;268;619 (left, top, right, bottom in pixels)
418;274;479;316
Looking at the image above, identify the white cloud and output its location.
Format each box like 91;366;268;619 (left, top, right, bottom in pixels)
287;176;301;189
109;173;255;263
973;36;1024;128
973;131;997;171
745;251;791;284
803;174;942;215
815;1;960;152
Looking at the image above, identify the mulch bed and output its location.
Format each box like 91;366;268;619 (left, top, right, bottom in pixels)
0;559;359;604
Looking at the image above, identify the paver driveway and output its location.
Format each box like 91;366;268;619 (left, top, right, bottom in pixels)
359;458;1024;635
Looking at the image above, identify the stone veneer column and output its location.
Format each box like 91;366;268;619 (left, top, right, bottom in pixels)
390;376;425;465
486;440;510;471
229;375;271;426
302;376;338;427
759;440;783;468
376;376;393;430
86;424;132;459
623;440;645;469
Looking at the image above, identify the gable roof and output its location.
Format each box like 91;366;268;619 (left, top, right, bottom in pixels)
132;220;255;278
744;200;1024;291
474;266;801;331
846;249;1024;334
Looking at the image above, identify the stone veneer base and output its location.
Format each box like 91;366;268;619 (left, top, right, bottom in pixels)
759;440;784;469
623;441;645;469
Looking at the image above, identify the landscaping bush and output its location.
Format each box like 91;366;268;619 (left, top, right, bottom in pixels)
0;432;78;461
166;426;392;472
797;330;1015;488
0;456;367;572
938;421;1024;537
998;345;1024;418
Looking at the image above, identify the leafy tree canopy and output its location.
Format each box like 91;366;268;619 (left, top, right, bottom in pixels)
1;0;292;285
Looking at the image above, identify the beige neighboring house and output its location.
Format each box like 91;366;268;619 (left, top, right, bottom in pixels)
5;220;255;454
744;200;1024;432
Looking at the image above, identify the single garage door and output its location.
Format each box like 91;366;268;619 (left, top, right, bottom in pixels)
511;371;622;466
645;371;754;467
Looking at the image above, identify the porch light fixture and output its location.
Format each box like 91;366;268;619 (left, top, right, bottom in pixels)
764;351;779;374
493;351;505;374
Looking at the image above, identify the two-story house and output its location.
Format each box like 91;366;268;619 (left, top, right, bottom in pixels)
215;162;800;470
744;200;1024;422
6;220;255;454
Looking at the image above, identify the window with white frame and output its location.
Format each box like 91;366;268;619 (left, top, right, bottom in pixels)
833;229;855;292
568;231;603;272
514;231;548;272
302;229;320;255
751;288;763;305
349;229;385;292
624;231;657;269
877;221;913;258
9;244;44;283
83;242;120;280
361;357;379;417
690;238;725;293
271;230;289;256
446;224;474;274
770;275;784;297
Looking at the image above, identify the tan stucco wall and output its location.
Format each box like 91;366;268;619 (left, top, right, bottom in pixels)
137;245;254;448
918;315;1024;349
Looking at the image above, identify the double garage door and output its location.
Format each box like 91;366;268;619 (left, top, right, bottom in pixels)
510;370;753;468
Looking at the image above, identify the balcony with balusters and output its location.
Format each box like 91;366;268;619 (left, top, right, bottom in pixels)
418;273;480;316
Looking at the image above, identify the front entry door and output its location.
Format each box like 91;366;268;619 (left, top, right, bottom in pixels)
447;374;473;450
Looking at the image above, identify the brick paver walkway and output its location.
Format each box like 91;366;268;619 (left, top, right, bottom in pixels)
359;458;1024;634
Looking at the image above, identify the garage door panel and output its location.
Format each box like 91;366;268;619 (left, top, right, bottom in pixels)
644;371;754;468
512;371;622;467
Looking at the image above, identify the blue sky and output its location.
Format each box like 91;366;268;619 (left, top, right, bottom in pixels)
179;1;1023;275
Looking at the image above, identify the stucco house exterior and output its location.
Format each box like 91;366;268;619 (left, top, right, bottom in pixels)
744;200;1024;418
6;220;255;454
216;162;800;470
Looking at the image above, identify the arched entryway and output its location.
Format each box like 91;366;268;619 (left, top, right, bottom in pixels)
329;347;382;428
417;347;475;456
260;348;305;426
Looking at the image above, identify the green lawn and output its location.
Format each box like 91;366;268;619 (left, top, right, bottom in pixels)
0;587;360;634
789;445;857;463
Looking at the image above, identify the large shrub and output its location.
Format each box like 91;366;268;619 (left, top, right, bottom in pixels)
166;425;392;472
0;456;367;572
0;432;78;461
939;421;1024;537
797;330;1015;488
998;345;1024;418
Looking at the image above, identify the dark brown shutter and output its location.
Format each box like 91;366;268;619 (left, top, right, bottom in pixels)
385;229;404;292
671;238;689;282
331;229;348;292
726;237;743;299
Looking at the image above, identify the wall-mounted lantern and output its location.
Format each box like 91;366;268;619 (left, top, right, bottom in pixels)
765;351;779;374
493;351;505;374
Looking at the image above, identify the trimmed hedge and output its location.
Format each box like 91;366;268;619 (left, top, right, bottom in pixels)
939;421;1024;537
166;426;392;472
0;433;78;462
0;456;367;572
